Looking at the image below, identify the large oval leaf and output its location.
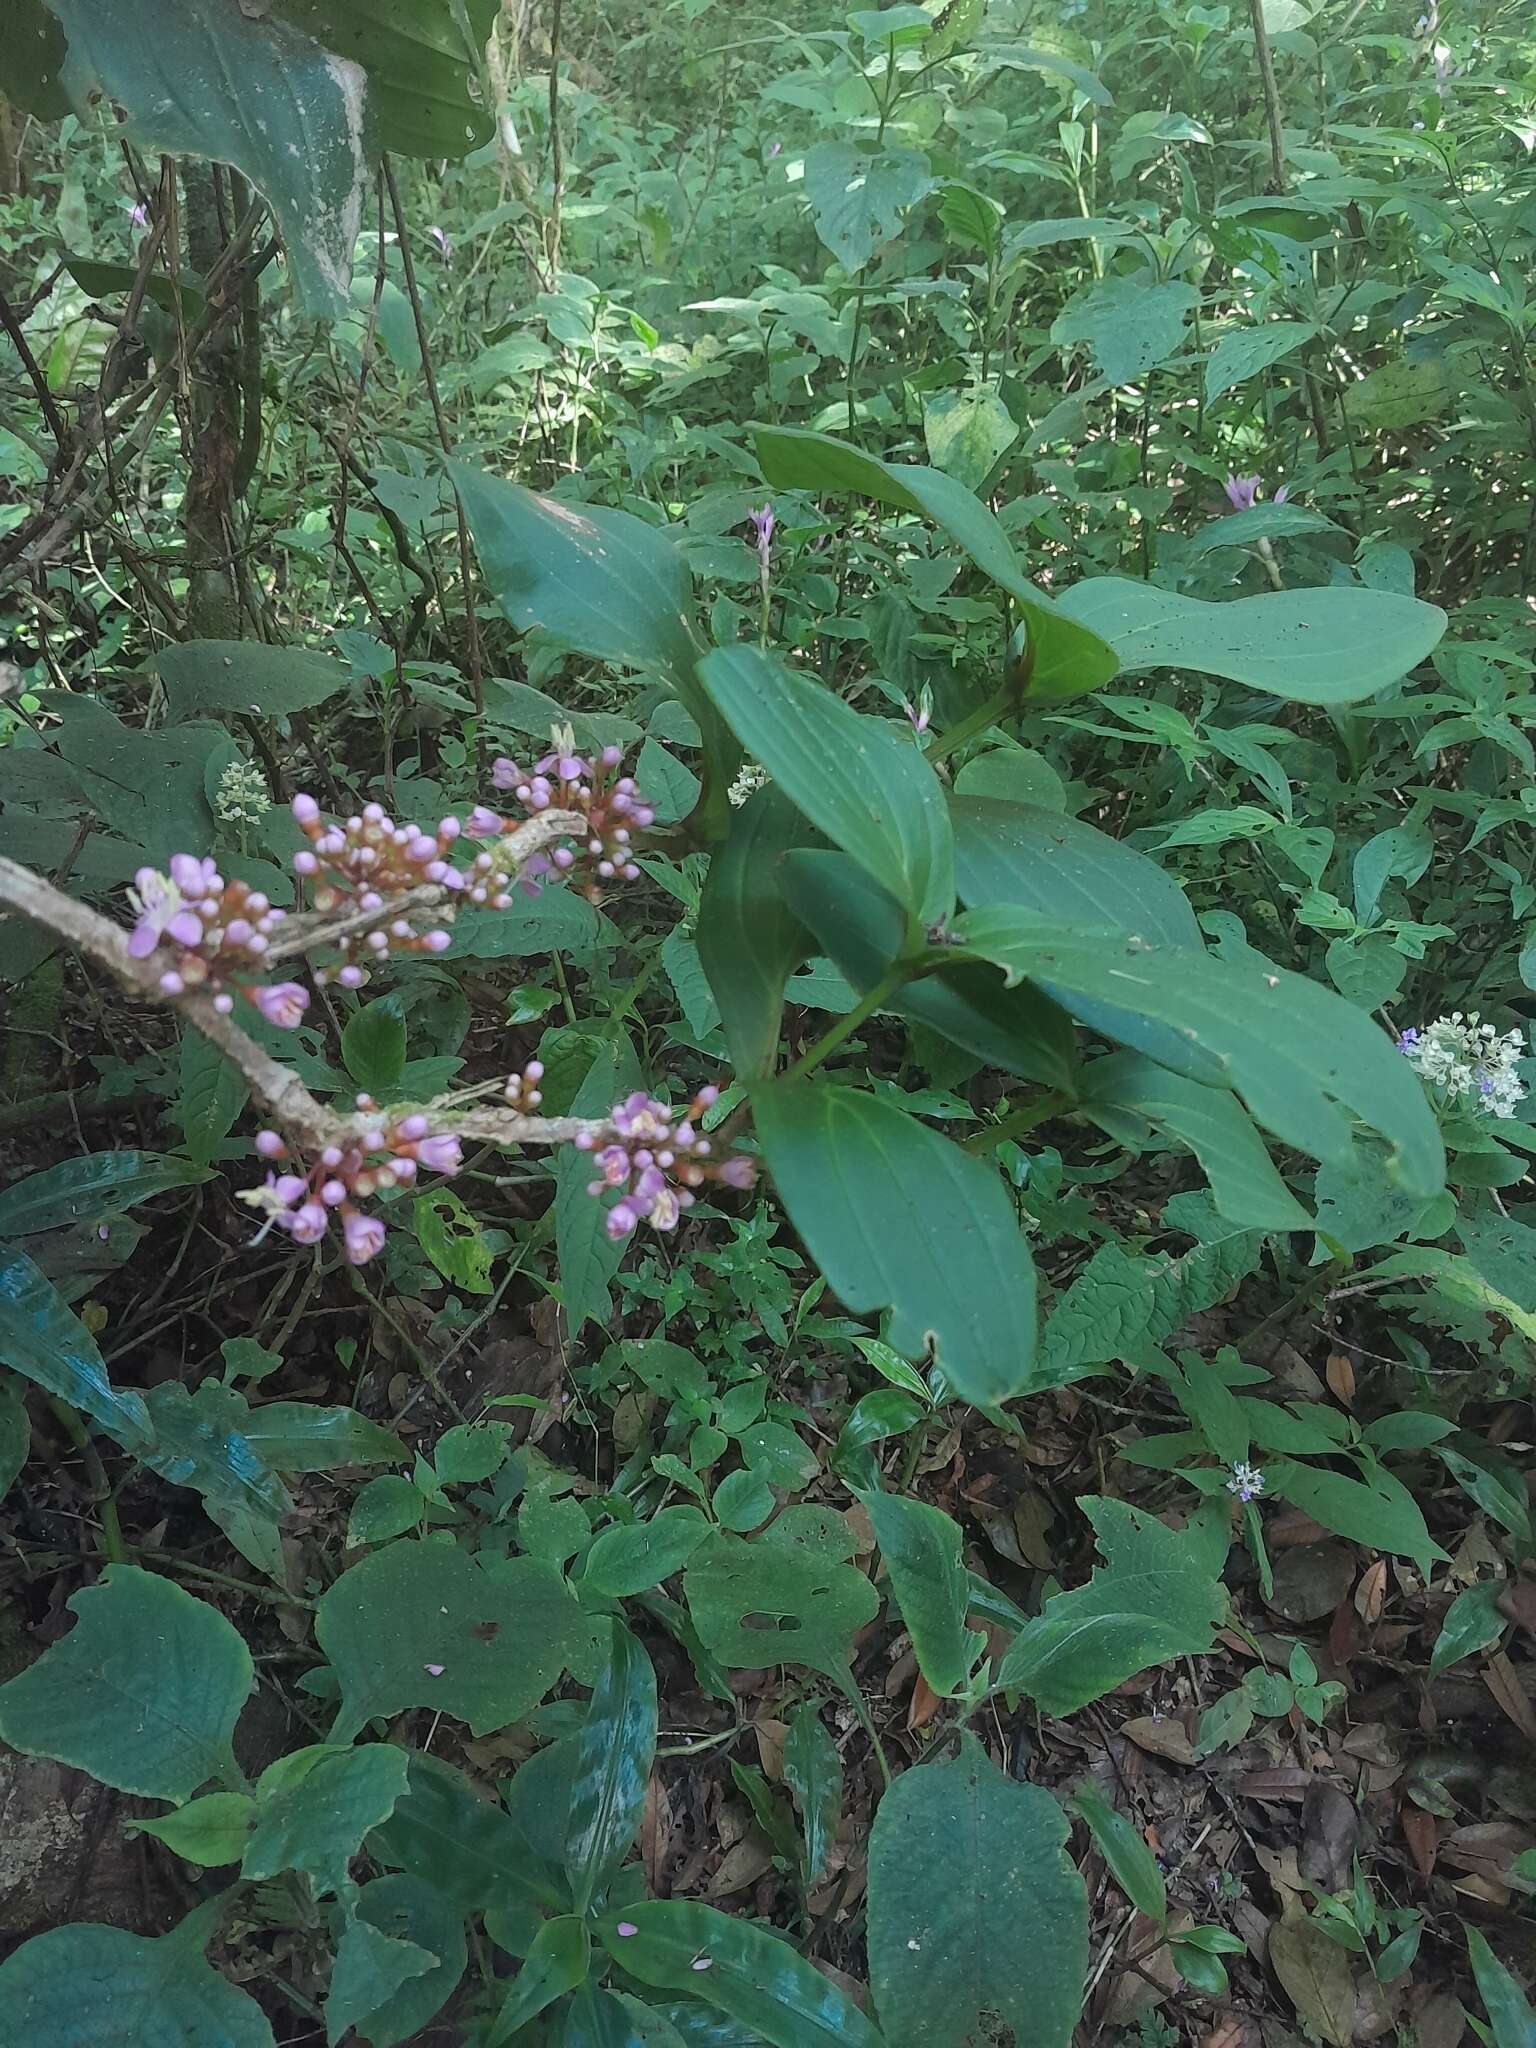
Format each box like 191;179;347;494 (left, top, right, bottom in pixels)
1054;578;1446;704
951;909;1445;1199
0;1914;275;2048
867;1732;1085;2048
752;1079;1038;1405
695;646;954;924
755;424;1118;699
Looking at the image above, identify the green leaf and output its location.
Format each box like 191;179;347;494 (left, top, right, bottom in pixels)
752;1079;1038;1407
1203;320;1320;401
951;797;1200;946
1343;357;1452;431
348;1474;423;1547
0;1913;276;2048
857;1488;985;1698
0;1564;250;1800
0;1152;209;1235
1080;1051;1312;1232
583;1508;712;1599
753;425;1118;699
996;1499;1228;1714
696;786;815;1078
802;140;933;271
131;1791;256;1867
150;639;351;719
556;1039;642;1335
171;1032;250;1170
47;0;369;316
923;385;1019;491
413;1186;496;1295
433;1421;513;1484
1053;579;1447;705
695;646;953;923
0;1374;30;1504
2;0;71;118
684;1505;880;1686
236;1400;407;1474
0;1245;145;1446
1266;1459;1446;1572
561;1985;691;2047
937;181;1003;255
867;1732;1086;2048
1052;277;1199;385
567;1623;657;1914
781;848;1077;1092
370;1751;563;1912
600;1901;883;2048
951;909;1444;1200
349;1873;468;2048
489;1918;592;2045
269;0;496;159
317;1540;596;1742
243;1743;409;1898
953;746;1066;811
342;996;407;1098
712;1469;775;1533
782;1702;842;1891
1071;1784;1166;1922
1467;1927;1536;2048
1429;1580;1506;1679
326;1917;437;2048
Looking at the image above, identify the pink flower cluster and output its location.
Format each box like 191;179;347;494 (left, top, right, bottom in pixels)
481;742;653;902
245;1104;463;1264
128;856;308;1028
291;795;458;987
575;1085;756;1241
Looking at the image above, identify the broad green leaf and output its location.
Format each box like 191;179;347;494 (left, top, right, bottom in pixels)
562;1985;691;2047
0;1375;30;1504
754;425;1118;699
802;140;933;271
172;1032;250;1170
433;1421;514;1484
341;996;407;1099
1052;277;1199;385
1343;357;1452;431
867;1732;1086;2048
695;646;954;923
47;0;368;316
1071;1784;1166;1921
270;0;496;158
370;1751;563;1912
1080;1051;1311;1232
0;1244;151;1448
696;786;815;1078
131;1792;256;1867
1038;1224;1264;1385
953;746;1066;811
1429;1580;1506;1679
316;1540;596;1741
782;1702;842;1891
1203;320;1319;400
857;1488;985;1698
150;640;351;720
1466;1927;1536;2048
781;848;1077;1091
243;1743;409;1898
3;0;70;118
139;1381;292;1546
350;1873;468;2048
996;1499;1228;1713
555;1039;642;1336
347;1473;423;1548
752;1079;1039;1406
234;1399;406;1474
951;909;1444;1199
1053;578;1447;705
0;1152;208;1235
1265;1459;1445;1572
567;1623;657;1914
937;181;1003;256
326;1918;436;2048
488;1918;592;2045
684;1505;880;1686
413;1186;495;1295
0;1913;276;2048
583;1508;712;1599
600;1901;883;2048
0;1564;251;1800
923;385;1019;491
951;797;1199;946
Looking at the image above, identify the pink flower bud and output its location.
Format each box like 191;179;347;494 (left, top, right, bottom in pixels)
288;1201;328;1243
252;981;310;1029
414;1135;462;1175
254;1130;285;1158
292;794;320;825
293;850;318;876
343;1210;386;1264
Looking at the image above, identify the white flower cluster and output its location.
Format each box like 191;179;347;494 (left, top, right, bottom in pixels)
1226;1461;1265;1503
727;762;768;809
1398;1012;1527;1119
213;758;270;826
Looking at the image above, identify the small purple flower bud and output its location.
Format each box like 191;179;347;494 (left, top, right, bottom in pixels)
414;1135;462;1175
605;1201;638;1240
289;1202;329;1244
252;981;310;1029
1223;474;1261;512
254;1130;285;1158
343;1210;387;1263
292;793;320;825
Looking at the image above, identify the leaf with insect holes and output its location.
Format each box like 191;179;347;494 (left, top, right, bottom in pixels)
684;1506;879;1687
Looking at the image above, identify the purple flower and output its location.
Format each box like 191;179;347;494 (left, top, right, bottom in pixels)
903;695;931;738
251;981;310;1030
413;1135;462;1175
128;202;149;229
427;225;452;261
343;1210;386;1264
288;1202;329;1245
127;867;205;957
1273;483;1290;506
1223;474;1261;512
749;503;775;571
1396;1027;1420;1052
765;141;782;161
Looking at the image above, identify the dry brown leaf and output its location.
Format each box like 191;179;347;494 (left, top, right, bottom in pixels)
1269;1910;1356;2048
1483;1653;1536;1741
754;1718;788;1783
906;1673;940;1731
1400;1803;1438;1879
1325;1354;1356;1405
1354;1560;1387;1626
1299;1780;1360;1892
705;1832;775;1897
1120;1716;1200;1766
1202;2014;1261;2048
1414;1992;1467;2048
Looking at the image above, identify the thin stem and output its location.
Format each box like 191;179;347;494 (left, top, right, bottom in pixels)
1248;0;1289;193
780;966;910;1082
964;1090;1070;1153
47;1398;128;1565
923;683;1012;767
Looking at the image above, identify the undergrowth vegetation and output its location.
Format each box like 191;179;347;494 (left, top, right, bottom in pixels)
0;1;1534;2044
